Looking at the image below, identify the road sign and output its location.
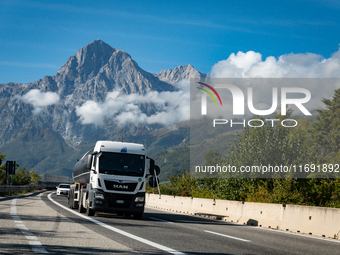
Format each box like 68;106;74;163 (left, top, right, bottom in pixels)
6;161;16;175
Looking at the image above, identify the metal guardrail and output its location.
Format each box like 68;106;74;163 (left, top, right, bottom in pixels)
0;184;57;194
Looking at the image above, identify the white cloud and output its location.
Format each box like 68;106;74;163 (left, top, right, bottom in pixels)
211;49;340;78
75;47;340;127
75;100;107;126
16;89;60;114
18;49;340;126
75;79;190;127
209;49;340;118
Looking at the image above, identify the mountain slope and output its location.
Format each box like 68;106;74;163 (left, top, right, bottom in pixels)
0;40;208;178
0;40;175;148
56;39;175;100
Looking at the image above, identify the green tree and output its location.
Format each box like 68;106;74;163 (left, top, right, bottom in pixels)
30;170;41;185
12;165;32;185
202;110;313;201
224;110;312;178
156;170;215;198
311;88;340;164
149;89;340;206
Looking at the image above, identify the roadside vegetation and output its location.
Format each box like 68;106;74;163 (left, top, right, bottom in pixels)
153;88;340;208
0;154;41;186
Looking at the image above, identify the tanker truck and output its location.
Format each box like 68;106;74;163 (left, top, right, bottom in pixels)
68;141;160;219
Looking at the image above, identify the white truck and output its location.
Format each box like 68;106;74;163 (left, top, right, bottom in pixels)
68;141;160;219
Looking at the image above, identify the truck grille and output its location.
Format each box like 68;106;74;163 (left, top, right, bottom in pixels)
104;180;137;192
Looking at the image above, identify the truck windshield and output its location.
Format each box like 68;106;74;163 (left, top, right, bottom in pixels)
98;152;145;177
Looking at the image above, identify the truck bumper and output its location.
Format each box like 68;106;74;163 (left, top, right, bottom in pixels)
90;191;145;214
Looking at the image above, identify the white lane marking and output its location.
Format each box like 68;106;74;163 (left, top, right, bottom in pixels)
10;198;17;215
204;230;251;242
147;207;340;243
149;217;174;223
48;193;186;255
32;247;49;254
29;241;42;245
29;241;48;254
17;226;29;231
22;230;34;236
10;196;49;253
26;236;38;240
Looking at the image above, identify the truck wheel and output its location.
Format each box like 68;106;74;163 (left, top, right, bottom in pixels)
68;192;74;209
78;202;85;213
73;200;79;210
86;206;95;216
133;213;143;220
86;200;95;216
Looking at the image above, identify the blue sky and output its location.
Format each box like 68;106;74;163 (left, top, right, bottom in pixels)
1;0;340;84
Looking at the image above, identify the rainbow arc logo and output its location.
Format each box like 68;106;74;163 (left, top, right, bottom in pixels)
196;82;223;106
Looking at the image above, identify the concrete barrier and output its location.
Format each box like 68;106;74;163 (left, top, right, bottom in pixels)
280;204;340;239
147;194;176;212
238;202;283;229
213;199;244;223
146;193;340;240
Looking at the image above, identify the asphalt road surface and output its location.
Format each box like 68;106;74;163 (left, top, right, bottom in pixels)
0;190;339;254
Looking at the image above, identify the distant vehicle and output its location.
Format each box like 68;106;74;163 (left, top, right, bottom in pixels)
56;184;71;196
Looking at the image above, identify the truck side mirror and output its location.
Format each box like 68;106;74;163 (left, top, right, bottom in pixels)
149;159;160;175
149;159;155;175
86;154;92;169
154;165;160;175
148;177;159;188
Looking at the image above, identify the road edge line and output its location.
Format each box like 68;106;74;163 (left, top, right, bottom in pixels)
47;193;187;255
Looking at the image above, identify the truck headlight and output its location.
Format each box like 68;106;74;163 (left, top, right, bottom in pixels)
95;193;104;199
134;197;144;202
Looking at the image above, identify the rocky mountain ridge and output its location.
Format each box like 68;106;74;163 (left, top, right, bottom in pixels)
0;39;206;176
155;64;208;84
0;40;205;147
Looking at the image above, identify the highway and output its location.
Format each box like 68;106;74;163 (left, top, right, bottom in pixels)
0;190;339;254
